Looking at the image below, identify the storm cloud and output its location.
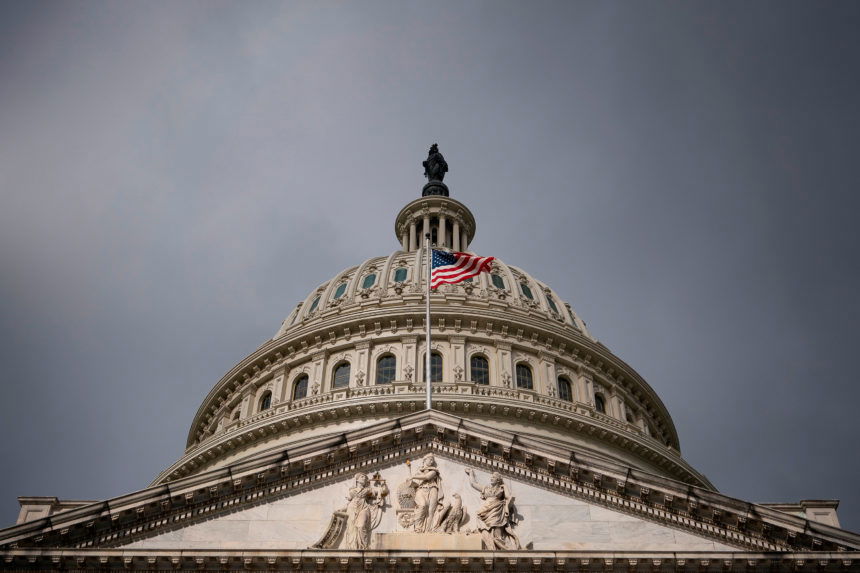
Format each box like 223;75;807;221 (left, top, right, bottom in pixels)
1;1;858;531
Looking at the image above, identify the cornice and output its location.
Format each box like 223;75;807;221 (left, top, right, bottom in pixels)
3;412;858;556
2;549;859;572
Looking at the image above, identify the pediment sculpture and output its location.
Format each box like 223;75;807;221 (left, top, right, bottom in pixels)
465;468;521;550
314;472;389;550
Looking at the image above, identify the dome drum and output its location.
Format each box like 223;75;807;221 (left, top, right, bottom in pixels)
170;294;696;489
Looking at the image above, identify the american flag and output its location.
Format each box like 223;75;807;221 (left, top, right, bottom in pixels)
430;250;494;290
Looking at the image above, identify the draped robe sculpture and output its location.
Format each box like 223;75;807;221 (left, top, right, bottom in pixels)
465;468;521;550
343;473;388;549
409;453;443;533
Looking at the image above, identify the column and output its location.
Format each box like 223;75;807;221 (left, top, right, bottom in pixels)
438;214;447;248
495;342;513;388
461;230;468;251
401;336;418;383
538;353;555;396
452;222;460;251
313;351;327;393
271;367;286;404
409;221;417;251
239;392;254;418
423;215;430;243
578;374;593;405
401;231;408;251
450;336;466;383
355;342;371;387
610;392;624;420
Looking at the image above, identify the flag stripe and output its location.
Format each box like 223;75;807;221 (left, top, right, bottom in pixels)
429;250;494;289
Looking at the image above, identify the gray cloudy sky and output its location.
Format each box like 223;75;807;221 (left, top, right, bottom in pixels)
1;1;859;532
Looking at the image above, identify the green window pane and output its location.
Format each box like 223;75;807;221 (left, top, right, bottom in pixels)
333;283;347;300
362;274;376;289
491;274;505;290
520;283;534;300
308;296;320;312
394;268;408;282
546;295;559;313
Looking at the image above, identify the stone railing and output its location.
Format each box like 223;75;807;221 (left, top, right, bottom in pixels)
190;380;675;464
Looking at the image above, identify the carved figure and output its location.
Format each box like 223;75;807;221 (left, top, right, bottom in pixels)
432;492;467;533
422;144;448;182
465;469;521;550
409;453;443;532
343;472;388;550
453;365;464;382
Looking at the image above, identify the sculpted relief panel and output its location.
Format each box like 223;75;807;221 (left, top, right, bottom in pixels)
124;453;735;552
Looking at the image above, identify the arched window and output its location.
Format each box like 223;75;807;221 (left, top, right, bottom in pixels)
361;274;376;289
232;409;240;421
594;393;606;414
515;363;533;390
258;391;272;411
470;355;489;385
308;295;321;313
333;282;348;300
557;377;573;402
491;274;505;290
333;362;351;388
394;267;408;282
423;352;443;382
520;282;534;300
546;295;559;314
376;355;396;384
293;375;309;400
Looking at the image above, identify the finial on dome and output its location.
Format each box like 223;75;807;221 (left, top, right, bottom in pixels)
422;143;449;197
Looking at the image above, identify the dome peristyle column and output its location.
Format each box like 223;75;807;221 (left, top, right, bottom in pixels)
395;196;476;252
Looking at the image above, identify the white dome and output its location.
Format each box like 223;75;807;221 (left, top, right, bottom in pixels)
158;194;708;491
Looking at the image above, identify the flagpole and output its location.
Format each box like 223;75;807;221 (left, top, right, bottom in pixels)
425;232;432;410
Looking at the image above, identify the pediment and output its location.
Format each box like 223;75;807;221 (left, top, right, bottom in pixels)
1;411;858;554
120;454;736;552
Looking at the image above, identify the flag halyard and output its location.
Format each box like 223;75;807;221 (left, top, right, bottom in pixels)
430;250;494;290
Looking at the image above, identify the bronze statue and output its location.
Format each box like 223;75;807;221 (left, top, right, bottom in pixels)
423;143;448;182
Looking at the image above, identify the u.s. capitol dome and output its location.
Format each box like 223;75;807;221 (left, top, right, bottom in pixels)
156;159;711;491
